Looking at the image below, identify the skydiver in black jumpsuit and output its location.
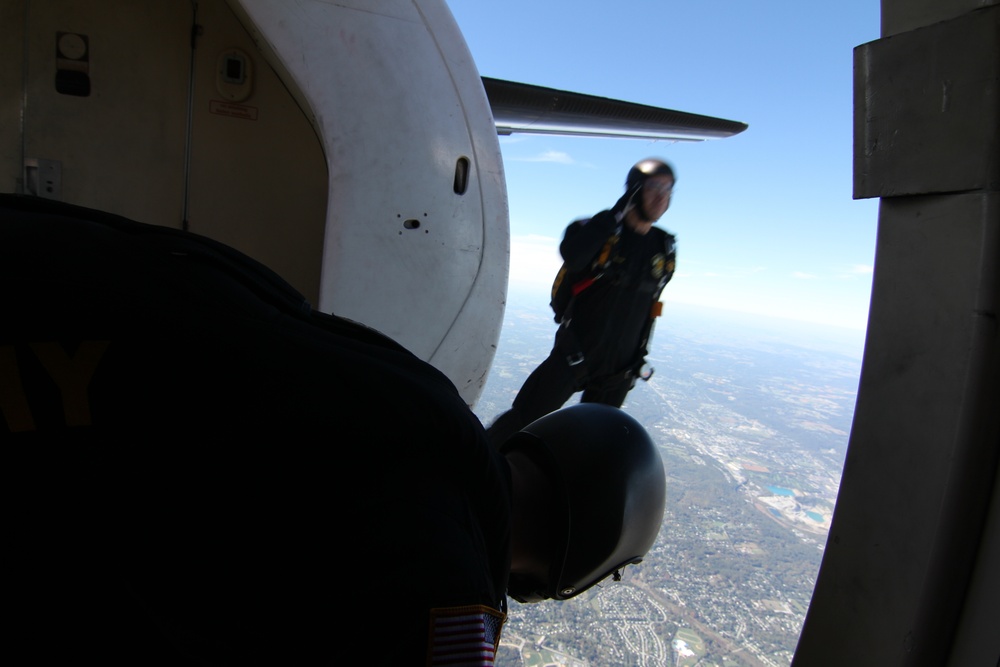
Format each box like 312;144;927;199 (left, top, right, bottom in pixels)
486;159;678;450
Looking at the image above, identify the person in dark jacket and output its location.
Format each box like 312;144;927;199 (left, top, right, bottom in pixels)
486;158;677;450
2;194;666;666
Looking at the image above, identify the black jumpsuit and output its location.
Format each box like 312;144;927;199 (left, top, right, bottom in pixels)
486;207;675;450
2;194;511;666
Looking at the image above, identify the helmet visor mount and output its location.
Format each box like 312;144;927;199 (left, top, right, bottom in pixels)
553;555;644;601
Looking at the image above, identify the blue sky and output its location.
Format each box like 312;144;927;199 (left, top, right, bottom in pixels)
448;1;881;334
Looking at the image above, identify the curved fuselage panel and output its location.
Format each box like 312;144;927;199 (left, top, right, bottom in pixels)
233;0;509;406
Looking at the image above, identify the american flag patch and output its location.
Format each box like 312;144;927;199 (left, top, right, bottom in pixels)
427;605;507;666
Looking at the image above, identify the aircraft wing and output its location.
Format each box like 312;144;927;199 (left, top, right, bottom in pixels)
482;77;748;141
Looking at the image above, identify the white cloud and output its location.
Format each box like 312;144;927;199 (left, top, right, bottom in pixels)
834;264;875;279
511;150;574;164
508;235;562;290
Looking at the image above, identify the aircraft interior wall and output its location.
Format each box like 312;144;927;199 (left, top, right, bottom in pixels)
5;0;328;305
186;0;327;303
12;1;191;226
1;3;26;195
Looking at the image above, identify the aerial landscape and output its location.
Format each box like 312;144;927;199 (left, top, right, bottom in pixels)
474;296;864;667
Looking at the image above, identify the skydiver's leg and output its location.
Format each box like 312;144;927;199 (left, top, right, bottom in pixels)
485;351;578;450
580;372;634;408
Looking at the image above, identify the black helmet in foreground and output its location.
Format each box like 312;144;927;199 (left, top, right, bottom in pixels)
500;403;667;603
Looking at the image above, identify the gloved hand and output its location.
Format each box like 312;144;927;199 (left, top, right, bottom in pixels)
610;182;642;216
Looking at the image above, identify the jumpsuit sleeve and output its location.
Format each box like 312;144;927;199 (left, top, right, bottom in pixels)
559;209;618;272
